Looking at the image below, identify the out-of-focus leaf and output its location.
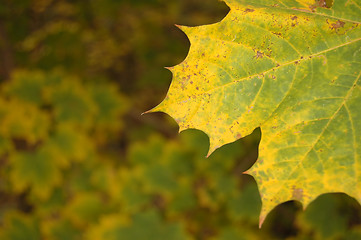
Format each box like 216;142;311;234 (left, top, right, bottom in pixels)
116;169;151;214
29;187;66;217
143;164;178;193
128;135;166;166
167;185;197;217
85;213;129;240
0;99;49;144
46;124;93;166
67;160;99;193
0;136;12;156
0;212;41;240
227;182;261;223
90;163;118;195
296;194;358;239
88;210;190;240
4;70;46;105
9;147;62;200
64;193;108;227
217;226;265;240
344;228;361;240
47;79;96;129
165;144;195;177
41;219;81;240
87;82;128;140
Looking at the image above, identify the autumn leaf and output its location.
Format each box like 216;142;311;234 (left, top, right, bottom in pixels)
149;0;361;226
9;147;62;200
86;211;189;240
0;212;41;240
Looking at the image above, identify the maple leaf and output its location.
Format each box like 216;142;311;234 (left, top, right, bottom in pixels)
148;0;361;226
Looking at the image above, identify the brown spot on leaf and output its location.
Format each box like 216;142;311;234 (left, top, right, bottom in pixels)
309;0;332;11
318;0;327;7
272;32;282;37
290;16;299;27
255;51;264;59
318;0;333;8
292;187;303;201
244;8;255;13
331;20;345;29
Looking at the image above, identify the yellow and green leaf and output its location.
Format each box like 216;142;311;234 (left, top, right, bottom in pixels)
151;0;361;225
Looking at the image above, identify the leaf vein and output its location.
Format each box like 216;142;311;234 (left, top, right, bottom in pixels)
268;69;361;203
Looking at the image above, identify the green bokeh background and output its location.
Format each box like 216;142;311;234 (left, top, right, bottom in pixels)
0;0;360;239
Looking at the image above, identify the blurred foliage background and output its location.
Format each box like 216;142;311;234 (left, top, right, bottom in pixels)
1;0;361;239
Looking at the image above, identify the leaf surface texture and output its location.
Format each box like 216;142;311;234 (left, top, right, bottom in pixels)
151;0;361;224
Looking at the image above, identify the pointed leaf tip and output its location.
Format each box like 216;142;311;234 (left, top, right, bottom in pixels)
141;110;150;116
206;144;219;158
174;24;183;29
174;24;191;33
142;105;163;115
141;108;155;115
259;215;266;228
